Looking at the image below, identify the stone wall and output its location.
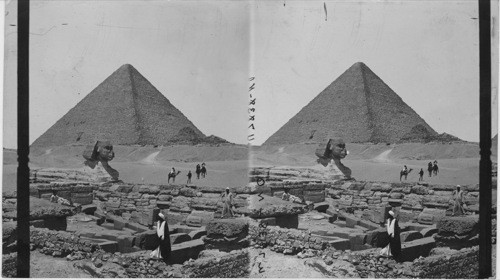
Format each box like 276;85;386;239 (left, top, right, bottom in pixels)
95;183;250;227
327;181;481;224
30;227;103;259
2;253;17;278
250;223;332;255
182;249;250;278
204;219;250;251
412;246;479;278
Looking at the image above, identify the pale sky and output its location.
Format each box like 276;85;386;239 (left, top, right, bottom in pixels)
4;0;250;148
251;0;498;145
2;0;499;148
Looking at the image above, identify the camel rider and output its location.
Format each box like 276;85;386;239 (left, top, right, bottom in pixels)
170;168;176;175
402;165;408;174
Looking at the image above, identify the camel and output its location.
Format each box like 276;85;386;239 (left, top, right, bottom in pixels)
168;171;181;184
201;166;207;178
400;168;413;181
433;164;439;175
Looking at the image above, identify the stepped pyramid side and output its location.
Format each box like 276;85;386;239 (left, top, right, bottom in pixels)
264;63;373;145
361;63;437;143
32;64;206;147
263;62;437;145
128;66;205;144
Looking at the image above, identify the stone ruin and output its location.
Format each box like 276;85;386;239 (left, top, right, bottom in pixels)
2;165;495;278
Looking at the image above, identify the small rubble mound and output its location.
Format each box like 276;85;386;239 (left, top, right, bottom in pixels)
3;197;78;231
204;219;250;251
412;246;479;278
434;215;479;249
399;124;464;143
168;127;231;145
182;249;250;277
399;124;435;142
30;227;103;259
247;195;306;218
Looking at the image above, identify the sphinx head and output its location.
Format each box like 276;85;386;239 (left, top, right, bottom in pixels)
327;137;348;160
97;143;115;162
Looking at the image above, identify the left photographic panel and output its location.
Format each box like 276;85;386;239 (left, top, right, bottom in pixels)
3;1;251;277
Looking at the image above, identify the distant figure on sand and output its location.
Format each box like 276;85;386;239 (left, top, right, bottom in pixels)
196;164;201;179
427;162;433;177
418;168;424;181
221;187;234;218
432;162;439;176
399;165;412;181
452;185;465;216
168;168;181;184
201;163;207;178
187;171;192;184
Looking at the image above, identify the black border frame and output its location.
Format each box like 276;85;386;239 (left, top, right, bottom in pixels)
478;0;492;277
15;0;493;278
17;0;30;277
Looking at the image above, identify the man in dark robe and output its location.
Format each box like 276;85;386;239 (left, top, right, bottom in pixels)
150;213;171;263
388;210;401;262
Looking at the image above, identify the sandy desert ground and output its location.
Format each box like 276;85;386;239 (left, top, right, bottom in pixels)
3;141;495;192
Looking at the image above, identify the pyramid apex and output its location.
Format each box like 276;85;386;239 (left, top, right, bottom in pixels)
117;63;137;72
351;61;368;68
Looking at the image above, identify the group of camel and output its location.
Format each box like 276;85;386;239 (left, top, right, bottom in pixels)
399;161;439;181
167;163;207;183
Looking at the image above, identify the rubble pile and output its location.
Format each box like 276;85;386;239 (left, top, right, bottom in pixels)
3;196;78;230
75;252;183;278
250;224;330;256
250;166;345;183
2;253;17;278
204;219;250;251
434;215;479;249
412;246;479;278
182;249;250;277
30;227;103;258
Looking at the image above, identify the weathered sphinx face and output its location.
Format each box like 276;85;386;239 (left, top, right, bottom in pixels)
329;138;348;160
98;145;115;161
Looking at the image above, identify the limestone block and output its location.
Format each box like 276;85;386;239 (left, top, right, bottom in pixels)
358;219;379;231
170;233;192;245
188;230;207;240
170;239;205;264
400;230;423;242
398;209;419;223
411;185;429;195
314;202;330;212
417;208;446;225
400;237;436;262
116;235;134;252
98;241;118;253
436;215;479;236
328;238;350;250
343;213;360;228
206;219;249;239
275;214;299;229
420;226;438;237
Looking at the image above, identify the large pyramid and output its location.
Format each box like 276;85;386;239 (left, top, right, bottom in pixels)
32;64;217;147
263;62;437;145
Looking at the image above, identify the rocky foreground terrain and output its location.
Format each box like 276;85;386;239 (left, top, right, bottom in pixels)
2;161;496;278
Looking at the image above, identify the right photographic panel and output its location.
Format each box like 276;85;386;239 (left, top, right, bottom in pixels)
248;0;497;278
